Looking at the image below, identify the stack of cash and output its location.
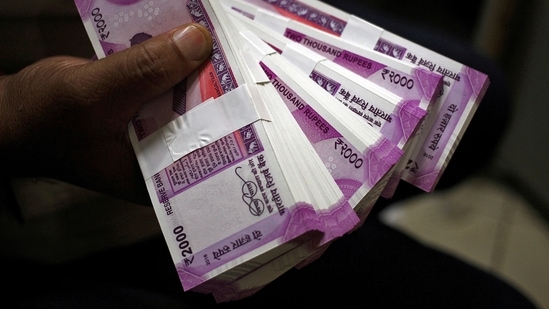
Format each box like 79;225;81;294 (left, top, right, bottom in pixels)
75;0;489;303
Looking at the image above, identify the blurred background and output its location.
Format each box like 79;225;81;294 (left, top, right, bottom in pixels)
1;0;548;307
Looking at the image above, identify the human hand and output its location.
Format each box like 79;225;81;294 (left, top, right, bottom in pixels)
0;23;213;205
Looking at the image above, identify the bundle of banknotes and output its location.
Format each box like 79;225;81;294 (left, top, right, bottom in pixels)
75;0;489;302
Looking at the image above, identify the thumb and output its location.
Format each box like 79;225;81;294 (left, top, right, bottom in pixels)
81;22;213;107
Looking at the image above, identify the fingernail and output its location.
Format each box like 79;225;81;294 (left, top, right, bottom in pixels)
172;25;211;62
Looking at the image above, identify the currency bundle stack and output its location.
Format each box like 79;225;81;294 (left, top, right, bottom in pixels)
76;0;489;303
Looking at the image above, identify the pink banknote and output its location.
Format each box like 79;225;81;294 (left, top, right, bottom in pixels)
236;0;490;192
76;0;243;141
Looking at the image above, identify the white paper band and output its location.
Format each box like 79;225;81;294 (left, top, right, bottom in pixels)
282;43;325;76
340;15;383;50
254;8;290;35
135;85;263;180
164;84;262;161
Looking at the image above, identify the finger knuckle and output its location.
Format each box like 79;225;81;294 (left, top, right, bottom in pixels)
130;43;173;91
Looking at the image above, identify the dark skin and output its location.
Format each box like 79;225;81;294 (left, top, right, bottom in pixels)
0;23;213;206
